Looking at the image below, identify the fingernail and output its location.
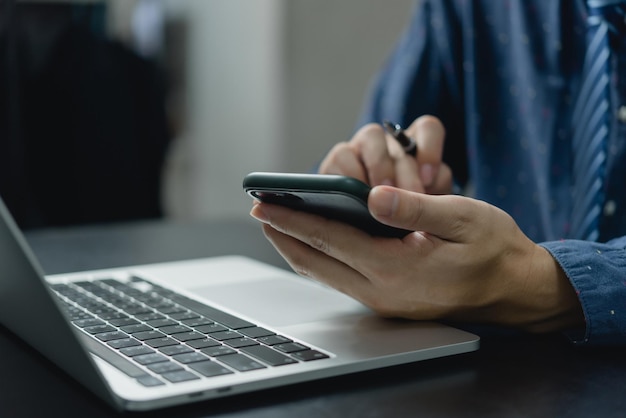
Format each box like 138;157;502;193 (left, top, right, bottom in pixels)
370;187;399;218
420;164;434;187
250;205;270;223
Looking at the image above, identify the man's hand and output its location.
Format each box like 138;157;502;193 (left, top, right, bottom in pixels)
319;116;453;194
250;186;585;333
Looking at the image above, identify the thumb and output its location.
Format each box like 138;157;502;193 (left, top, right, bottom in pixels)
368;185;472;241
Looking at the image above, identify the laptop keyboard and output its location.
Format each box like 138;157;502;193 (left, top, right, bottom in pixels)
50;276;329;387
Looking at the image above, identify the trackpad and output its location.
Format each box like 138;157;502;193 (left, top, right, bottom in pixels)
188;278;369;327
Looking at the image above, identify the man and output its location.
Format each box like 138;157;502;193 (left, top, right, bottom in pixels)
250;0;626;345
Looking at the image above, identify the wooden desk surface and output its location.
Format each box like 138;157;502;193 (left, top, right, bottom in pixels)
1;219;624;417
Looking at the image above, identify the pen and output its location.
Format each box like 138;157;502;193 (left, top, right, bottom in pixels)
383;120;417;157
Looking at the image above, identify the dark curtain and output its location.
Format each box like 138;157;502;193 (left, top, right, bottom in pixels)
0;3;171;229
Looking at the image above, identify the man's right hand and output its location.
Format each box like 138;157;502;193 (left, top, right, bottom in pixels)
318;115;453;194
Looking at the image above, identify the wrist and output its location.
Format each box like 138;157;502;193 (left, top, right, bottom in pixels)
519;245;585;333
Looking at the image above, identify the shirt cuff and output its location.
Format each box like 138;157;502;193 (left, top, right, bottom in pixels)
540;238;626;346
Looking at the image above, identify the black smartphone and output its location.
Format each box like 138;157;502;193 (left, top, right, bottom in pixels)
243;172;411;238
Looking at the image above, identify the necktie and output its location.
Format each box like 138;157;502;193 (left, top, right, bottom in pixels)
570;0;626;241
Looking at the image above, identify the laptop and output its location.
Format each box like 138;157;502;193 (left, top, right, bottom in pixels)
0;196;479;411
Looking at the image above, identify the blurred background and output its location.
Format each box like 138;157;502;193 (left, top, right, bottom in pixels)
0;0;414;229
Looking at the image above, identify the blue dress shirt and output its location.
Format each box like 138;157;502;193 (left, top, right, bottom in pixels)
357;0;626;345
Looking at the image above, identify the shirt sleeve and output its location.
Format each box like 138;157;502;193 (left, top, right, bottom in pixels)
540;237;626;345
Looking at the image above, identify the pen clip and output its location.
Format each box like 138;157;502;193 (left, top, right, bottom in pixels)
383;120;417;157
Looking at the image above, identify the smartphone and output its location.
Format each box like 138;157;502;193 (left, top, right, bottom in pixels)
243;172;411;238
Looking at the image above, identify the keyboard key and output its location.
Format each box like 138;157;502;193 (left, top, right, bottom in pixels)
95;331;129;342
133;330;166;341
73;281;99;290
100;278;128;289
135;312;165;321
217;354;266;372
290;349;329;362
238;327;275;338
120;324;152;334
159;344;194;356
123;306;152;315
209;331;242;341
147;318;178;328
156;305;186;315
158;324;192;335
195;323;228;334
187;338;221;349
147;361;184;375
108;317;139;327
130;295;159;304
181;317;213;327
120;345;155;357
101;312;130;322
161;370;200;383
274;342;309;353
144;337;179;348
172;332;206;342
64;308;92;321
84;324;116;334
188;360;234;377
72;318;105;328
241;345;298;366
257;335;292;346
136;375;165;387
223;337;259;349
201;346;237;357
97;310;124;320
133;353;169;365
108;338;142;349
169;311;200;321
172;352;211;364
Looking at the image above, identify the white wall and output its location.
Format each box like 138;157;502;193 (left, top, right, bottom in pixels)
282;1;415;172
161;0;415;221
161;0;286;221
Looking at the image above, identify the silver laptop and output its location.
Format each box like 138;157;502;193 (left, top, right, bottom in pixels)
0;196;479;411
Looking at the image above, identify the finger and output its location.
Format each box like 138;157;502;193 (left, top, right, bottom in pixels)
250;201;377;263
250;201;409;277
368;185;482;241
259;222;378;302
424;163;453;195
318;142;368;183
405;116;445;188
385;134;423;192
349;123;396;186
252;204;383;303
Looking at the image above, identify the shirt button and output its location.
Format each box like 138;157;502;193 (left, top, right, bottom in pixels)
618;106;626;123
604;200;617;217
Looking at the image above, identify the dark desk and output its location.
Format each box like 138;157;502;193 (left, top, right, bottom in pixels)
2;219;625;417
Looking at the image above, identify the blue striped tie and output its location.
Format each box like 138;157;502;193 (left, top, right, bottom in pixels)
570;0;626;241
